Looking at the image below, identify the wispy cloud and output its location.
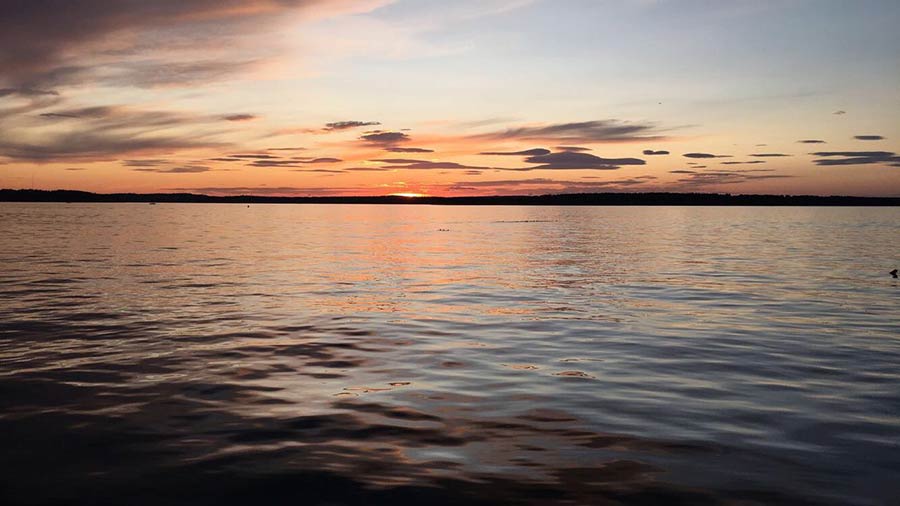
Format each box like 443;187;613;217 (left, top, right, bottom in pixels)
324;120;381;131
0;0;388;88
223;113;258;122
444;175;658;194
511;151;646;171
480;148;550;156
470;120;664;144
672;171;794;188
683;152;732;159
369;158;490;170
360;131;411;146
133;165;212;173
812;151;900;167
247;157;342;168
385;147;434;153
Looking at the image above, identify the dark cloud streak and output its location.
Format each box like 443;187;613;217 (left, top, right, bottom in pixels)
384;147;434;153
811;151;900;167
359;131;410;146
324;120;381;131
471;120;663;144
480;148;551;156
683;153;732;159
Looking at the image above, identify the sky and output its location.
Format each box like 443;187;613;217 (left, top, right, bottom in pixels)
1;0;899;197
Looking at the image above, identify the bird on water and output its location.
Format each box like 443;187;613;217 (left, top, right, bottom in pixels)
891;269;898;279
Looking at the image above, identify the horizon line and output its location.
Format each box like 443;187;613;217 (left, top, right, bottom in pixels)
2;188;899;206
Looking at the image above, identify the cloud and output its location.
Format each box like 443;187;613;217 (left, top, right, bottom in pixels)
480;148;550;156
0;102;229;161
39;112;82;119
370;158;490;170
133;165;211;173
223;113;258;122
447;178;575;188
384;147;434;153
683;153;732;159
0;89;65;120
750;153;791;157
0;134;218;162
444;176;658;193
669;170;696;174
32;105;120;120
643;150;669;155
556;146;592;152
854;135;885;141
123;159;171;167
104;60;262;88
514;151;646;170
246;157;342;168
798;139;826;144
0;88;59;97
470;120;663;144
721;161;767;165
0;0;386;88
811;151;900;167
833;110;846;115
227;153;281;159
247;160;306;167
324;120;381;131
359;131;411;146
673;171;794;187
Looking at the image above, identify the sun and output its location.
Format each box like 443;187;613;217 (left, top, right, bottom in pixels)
389;192;428;198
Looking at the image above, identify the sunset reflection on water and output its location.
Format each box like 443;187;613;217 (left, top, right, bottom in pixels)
1;203;899;505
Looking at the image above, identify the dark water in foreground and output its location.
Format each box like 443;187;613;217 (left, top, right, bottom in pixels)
1;203;898;505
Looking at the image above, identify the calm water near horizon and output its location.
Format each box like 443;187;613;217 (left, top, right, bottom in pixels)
1;203;898;505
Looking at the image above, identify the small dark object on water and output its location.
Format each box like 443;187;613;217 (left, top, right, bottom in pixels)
891;269;898;279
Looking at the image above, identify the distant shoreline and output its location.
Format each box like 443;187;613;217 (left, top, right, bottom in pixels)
2;189;899;206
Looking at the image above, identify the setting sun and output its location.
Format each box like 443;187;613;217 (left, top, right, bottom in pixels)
389;192;428;198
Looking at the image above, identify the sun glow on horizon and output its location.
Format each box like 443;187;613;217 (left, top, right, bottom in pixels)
389;192;429;198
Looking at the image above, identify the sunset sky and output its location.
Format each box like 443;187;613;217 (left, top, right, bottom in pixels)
1;0;899;197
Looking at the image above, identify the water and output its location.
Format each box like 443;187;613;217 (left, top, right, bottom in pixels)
1;203;898;505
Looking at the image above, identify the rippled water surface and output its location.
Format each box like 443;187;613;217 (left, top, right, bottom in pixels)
1;203;899;505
